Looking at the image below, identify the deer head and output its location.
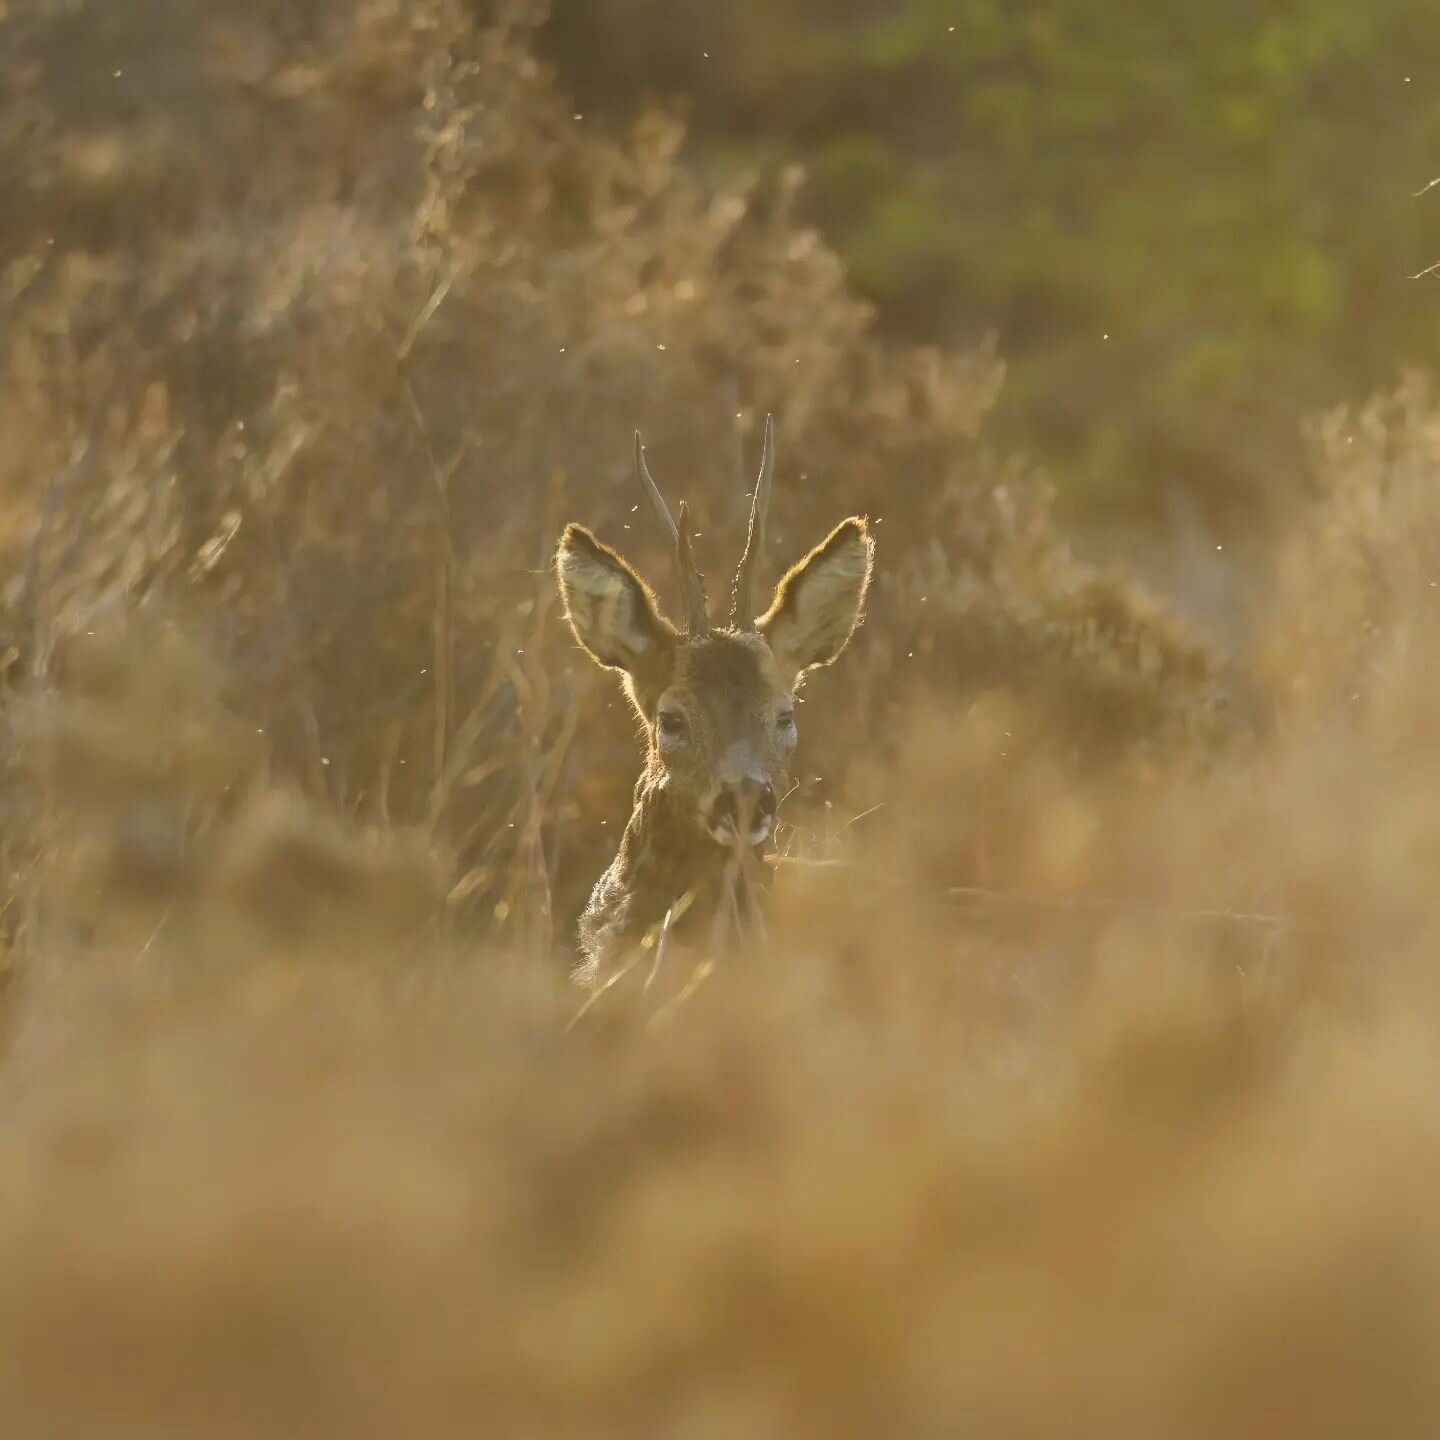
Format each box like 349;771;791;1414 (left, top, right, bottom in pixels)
556;416;873;849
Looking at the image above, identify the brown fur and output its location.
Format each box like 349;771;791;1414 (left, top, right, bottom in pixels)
556;514;873;985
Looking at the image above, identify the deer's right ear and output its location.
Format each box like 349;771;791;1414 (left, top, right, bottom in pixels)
556;524;675;674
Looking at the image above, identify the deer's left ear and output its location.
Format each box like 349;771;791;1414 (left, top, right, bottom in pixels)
757;517;873;681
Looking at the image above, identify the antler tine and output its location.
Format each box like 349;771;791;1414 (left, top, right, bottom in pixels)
675;501;708;633
635;430;709;635
730;412;775;628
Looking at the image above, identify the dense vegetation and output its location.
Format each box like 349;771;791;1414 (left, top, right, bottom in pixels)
0;0;1234;941
545;0;1440;519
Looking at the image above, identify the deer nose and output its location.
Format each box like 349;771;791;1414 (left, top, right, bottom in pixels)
753;781;778;824
707;778;777;843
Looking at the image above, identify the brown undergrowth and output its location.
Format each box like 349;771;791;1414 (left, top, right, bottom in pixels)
3;593;1440;1437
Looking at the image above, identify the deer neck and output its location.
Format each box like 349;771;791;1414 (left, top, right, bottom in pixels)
619;764;768;920
615;768;712;897
576;759;770;983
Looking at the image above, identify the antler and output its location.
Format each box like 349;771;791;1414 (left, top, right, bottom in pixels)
730;413;775;629
635;431;709;636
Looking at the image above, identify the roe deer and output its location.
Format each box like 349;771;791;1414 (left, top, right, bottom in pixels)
555;416;873;986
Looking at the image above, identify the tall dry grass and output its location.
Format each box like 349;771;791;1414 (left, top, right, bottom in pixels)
2;2;1440;1436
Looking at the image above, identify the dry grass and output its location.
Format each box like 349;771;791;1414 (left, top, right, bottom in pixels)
2;2;1440;1435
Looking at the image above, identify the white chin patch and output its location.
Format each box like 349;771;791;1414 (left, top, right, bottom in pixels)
706;816;773;848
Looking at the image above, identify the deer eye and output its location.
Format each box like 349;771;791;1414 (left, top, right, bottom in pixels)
658;709;688;742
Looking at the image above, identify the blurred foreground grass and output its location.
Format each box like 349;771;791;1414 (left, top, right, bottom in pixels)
4;3;1440;1435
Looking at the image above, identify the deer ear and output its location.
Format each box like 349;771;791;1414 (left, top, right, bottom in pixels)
556;524;675;674
757;517;873;680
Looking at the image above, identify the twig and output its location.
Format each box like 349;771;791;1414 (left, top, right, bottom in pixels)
645;958;715;1034
830;801;885;840
130;902;176;965
566;947;646;1030
567;891;697;1027
770;856;1294;933
644;905;674;992
943;884;1291;931
397;270;456;364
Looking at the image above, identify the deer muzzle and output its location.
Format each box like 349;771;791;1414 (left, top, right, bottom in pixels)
704;774;777;848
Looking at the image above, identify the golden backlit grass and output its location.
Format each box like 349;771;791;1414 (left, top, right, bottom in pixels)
4;3;1440;1435
1;584;1439;1437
